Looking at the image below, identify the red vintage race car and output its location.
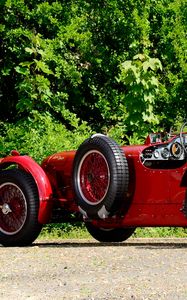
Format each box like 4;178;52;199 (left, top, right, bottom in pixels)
0;126;187;246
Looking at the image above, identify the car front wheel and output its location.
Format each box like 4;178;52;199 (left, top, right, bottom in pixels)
0;169;42;246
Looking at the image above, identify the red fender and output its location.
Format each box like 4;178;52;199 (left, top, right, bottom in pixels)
0;155;53;224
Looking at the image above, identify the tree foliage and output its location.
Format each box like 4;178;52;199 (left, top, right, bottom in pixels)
0;0;186;159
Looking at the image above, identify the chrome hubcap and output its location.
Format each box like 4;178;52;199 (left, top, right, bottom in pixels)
1;203;12;215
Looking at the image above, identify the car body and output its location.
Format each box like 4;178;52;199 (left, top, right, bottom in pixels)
0;130;187;246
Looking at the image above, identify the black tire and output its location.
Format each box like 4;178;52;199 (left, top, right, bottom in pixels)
85;222;136;242
73;135;129;219
0;169;42;246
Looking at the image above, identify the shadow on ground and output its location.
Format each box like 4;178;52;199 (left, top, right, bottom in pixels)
34;238;187;250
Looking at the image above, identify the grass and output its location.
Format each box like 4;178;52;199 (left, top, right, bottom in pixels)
133;227;187;238
39;223;187;240
39;223;90;240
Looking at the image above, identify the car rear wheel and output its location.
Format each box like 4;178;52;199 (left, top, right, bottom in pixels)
0;169;42;246
73;135;129;219
85;222;136;242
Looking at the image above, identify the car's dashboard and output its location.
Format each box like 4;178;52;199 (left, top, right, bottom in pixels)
141;134;187;167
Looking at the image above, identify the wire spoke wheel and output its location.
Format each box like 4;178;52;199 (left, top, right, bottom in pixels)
73;135;129;219
0;183;27;235
77;150;110;205
0;169;42;246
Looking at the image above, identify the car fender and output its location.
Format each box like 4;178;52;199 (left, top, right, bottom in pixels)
0;155;53;224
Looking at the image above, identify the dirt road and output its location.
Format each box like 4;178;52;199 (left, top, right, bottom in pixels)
0;238;187;300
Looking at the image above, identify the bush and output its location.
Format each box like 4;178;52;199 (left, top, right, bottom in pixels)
0;0;186;143
0;111;92;162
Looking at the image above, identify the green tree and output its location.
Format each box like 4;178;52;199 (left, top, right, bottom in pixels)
0;0;186;155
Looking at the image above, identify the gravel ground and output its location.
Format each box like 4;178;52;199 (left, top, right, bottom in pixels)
0;238;187;300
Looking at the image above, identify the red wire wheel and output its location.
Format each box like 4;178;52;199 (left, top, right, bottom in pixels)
77;150;110;205
0;182;27;235
73;135;129;219
0;169;42;246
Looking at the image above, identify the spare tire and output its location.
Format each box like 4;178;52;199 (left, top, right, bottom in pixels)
73;135;129;219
